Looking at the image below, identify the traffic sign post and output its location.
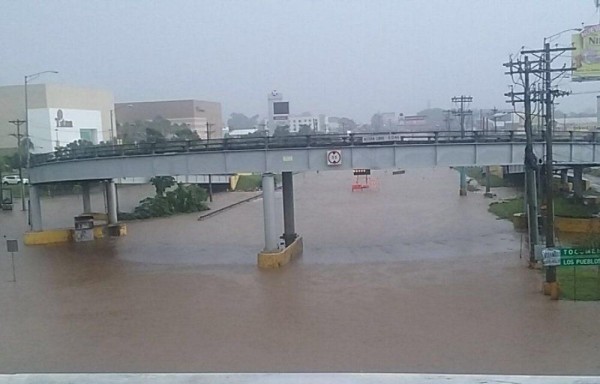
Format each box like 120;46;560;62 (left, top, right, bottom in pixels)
6;239;18;283
543;247;600;267
326;150;342;166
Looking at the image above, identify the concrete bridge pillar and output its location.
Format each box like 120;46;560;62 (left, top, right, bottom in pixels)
459;167;467;196
282;171;297;247
573;166;584;198
82;182;92;213
106;180;118;225
560;168;568;186
262;173;278;252
29;185;42;232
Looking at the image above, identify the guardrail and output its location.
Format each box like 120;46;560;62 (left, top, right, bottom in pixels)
31;130;599;166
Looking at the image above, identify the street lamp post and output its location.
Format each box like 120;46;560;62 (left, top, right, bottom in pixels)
24;71;59;164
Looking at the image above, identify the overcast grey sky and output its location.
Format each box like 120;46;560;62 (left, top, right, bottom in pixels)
2;0;600;122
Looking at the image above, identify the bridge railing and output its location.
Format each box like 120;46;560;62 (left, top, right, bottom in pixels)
30;130;600;166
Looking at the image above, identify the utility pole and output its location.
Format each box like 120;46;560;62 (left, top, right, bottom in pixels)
521;42;575;299
451;96;473;196
206;121;213;202
8;119;27;211
504;56;541;266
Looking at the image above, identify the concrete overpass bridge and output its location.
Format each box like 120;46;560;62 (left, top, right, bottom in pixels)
26;130;600;265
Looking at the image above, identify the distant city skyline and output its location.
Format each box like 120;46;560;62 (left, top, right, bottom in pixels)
3;1;600;123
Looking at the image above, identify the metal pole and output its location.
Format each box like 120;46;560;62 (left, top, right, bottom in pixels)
207;121;213;202
9;120;27;211
485;166;491;194
524;56;539;265
10;252;16;283
82;182;92;213
459;98;467;196
110;109;115;143
282;171;296;246
29;185;42;231
544;42;557;292
262;173;277;251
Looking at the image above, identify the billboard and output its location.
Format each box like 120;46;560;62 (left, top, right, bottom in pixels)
572;25;600;82
273;101;289;115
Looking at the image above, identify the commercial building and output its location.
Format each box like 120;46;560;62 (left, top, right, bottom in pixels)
267;90;290;134
0;83;113;154
114;100;223;140
288;115;321;133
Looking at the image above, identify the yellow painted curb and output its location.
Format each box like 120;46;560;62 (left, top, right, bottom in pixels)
23;229;72;245
258;237;303;269
23;224;121;245
108;223;127;237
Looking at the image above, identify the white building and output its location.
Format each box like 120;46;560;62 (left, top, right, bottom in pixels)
0;84;113;153
288;115;321;133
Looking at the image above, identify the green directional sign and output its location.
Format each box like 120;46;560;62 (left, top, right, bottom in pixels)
561;257;600;266
560;247;600;257
542;247;600;267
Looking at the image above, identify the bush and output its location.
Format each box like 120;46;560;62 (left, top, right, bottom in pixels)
118;184;209;220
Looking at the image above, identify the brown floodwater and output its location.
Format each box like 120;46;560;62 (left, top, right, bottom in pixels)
0;168;599;374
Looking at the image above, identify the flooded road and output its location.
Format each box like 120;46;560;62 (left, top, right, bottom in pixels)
1;168;599;374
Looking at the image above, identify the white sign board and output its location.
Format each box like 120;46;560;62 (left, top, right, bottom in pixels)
361;134;403;143
542;248;561;267
326;150;342;166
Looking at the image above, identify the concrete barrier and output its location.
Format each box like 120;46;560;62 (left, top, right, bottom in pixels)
258;236;303;269
23;224;125;245
555;216;600;233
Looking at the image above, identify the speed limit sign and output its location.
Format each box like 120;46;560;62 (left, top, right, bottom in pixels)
326;150;342;166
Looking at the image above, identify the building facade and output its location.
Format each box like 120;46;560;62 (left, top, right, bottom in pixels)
267;90;290;134
115;100;223;140
288;115;321;133
0;84;113;153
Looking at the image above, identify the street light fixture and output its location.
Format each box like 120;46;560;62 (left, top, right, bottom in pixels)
544;28;582;44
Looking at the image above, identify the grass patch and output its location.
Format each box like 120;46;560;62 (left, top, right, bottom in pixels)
465;167;509;188
584;167;600;177
558;266;600;301
488;196;600;221
235;174;262;191
554;196;600;218
488;197;523;219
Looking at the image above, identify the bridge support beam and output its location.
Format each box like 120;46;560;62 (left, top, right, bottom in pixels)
282;171;297;247
560;169;568;187
82;182;92;213
262;173;278;252
30;185;42;232
106;180;118;225
459;167;467;196
573;166;584;198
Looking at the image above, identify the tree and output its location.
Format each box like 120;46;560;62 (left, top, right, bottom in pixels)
145;127;165;142
150;176;176;196
227;113;259;130
118;116;190;143
338;117;357;132
273;126;290;136
174;128;200;140
371;113;383;131
298;125;313;135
